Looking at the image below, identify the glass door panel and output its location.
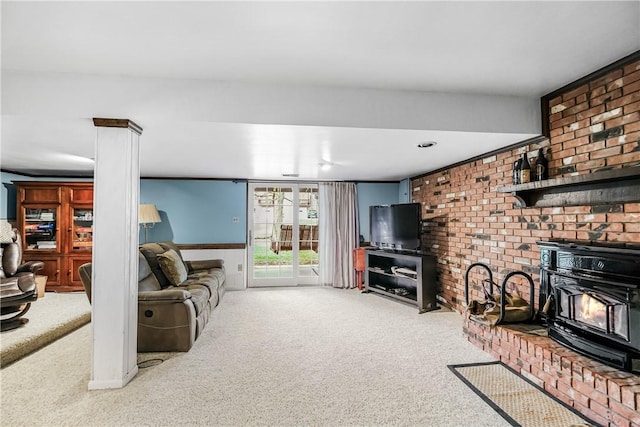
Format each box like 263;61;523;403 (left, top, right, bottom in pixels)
297;186;319;282
72;207;93;251
250;185;295;285
248;183;319;287
24;207;58;250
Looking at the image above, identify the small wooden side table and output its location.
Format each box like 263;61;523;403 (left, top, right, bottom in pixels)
353;247;366;290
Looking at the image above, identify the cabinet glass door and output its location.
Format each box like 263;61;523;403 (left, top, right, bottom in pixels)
72;208;93;251
24;208;57;250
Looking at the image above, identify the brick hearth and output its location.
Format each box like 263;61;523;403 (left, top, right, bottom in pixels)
464;319;640;426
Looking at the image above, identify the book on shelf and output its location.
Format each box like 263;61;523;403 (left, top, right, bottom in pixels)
36;241;56;249
391;266;418;279
25;223;54;231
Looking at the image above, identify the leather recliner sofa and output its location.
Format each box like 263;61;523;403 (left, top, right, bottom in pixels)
79;241;225;352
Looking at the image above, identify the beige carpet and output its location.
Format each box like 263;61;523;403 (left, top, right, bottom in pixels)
0;292;91;366
449;361;595;427
1;287;509;426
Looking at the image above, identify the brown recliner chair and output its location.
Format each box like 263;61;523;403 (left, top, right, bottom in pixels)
0;228;44;331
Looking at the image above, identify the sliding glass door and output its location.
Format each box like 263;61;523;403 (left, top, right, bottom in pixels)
248;183;319;287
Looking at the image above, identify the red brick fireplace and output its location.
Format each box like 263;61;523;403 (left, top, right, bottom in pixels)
411;53;640;425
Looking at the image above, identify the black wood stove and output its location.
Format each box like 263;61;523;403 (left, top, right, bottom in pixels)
537;240;640;374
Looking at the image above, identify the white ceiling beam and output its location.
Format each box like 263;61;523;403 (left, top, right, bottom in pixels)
3;71;540;135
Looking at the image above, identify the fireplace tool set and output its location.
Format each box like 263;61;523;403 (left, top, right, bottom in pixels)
464;262;535;326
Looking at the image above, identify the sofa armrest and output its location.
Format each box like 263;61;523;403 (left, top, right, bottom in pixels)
185;259;224;272
137;293;196;352
17;261;44;274
1;275;37;296
138;289;191;303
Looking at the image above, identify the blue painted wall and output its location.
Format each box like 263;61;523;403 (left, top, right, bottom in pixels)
140;179;247;244
399;178;411;203
1;172;23;220
2;172;247;244
3;171;402;245
356;182;400;242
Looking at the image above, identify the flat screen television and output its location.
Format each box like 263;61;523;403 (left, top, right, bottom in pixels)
370;203;421;250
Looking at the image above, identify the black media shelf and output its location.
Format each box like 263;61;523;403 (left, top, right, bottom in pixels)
364;249;438;313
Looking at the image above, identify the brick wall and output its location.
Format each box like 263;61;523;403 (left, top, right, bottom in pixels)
411;56;640;312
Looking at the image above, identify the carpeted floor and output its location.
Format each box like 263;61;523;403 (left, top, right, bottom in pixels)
449;361;595;427
0;292;91;366
1;287;509;426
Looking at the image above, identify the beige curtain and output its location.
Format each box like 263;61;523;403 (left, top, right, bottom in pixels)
318;182;358;288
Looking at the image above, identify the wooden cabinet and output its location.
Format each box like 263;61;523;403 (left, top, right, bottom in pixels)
15;181;93;292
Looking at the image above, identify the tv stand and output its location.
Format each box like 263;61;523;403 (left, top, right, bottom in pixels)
382;248;422;255
364;249;438;313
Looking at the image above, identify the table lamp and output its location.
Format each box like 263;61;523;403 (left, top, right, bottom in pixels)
139;204;161;243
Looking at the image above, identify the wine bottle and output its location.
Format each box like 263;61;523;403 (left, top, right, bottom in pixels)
513;159;521;185
535;148;548;181
520;152;531;183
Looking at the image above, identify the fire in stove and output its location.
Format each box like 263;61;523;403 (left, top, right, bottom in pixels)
577;293;606;329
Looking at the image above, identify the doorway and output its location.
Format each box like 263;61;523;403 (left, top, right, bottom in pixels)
248;183;319;287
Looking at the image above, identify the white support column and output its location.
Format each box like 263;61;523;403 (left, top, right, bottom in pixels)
89;118;142;390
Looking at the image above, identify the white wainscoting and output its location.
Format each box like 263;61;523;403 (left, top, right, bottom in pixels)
180;248;246;291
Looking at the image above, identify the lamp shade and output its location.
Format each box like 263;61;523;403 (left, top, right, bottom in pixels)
139;204;161;224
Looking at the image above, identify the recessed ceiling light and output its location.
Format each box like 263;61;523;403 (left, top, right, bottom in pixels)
53;153;95;164
418;141;437;148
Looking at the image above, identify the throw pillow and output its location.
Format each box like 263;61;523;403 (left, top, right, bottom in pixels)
157;249;188;286
0;221;15;244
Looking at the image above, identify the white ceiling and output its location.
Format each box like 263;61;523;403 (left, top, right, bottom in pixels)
2;1;639;181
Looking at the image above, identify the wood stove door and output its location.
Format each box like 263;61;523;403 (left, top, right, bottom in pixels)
554;278;630;342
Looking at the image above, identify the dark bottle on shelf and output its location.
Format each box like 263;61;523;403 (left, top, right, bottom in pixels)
535;148;548;181
520;152;531;184
513;159;521;185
